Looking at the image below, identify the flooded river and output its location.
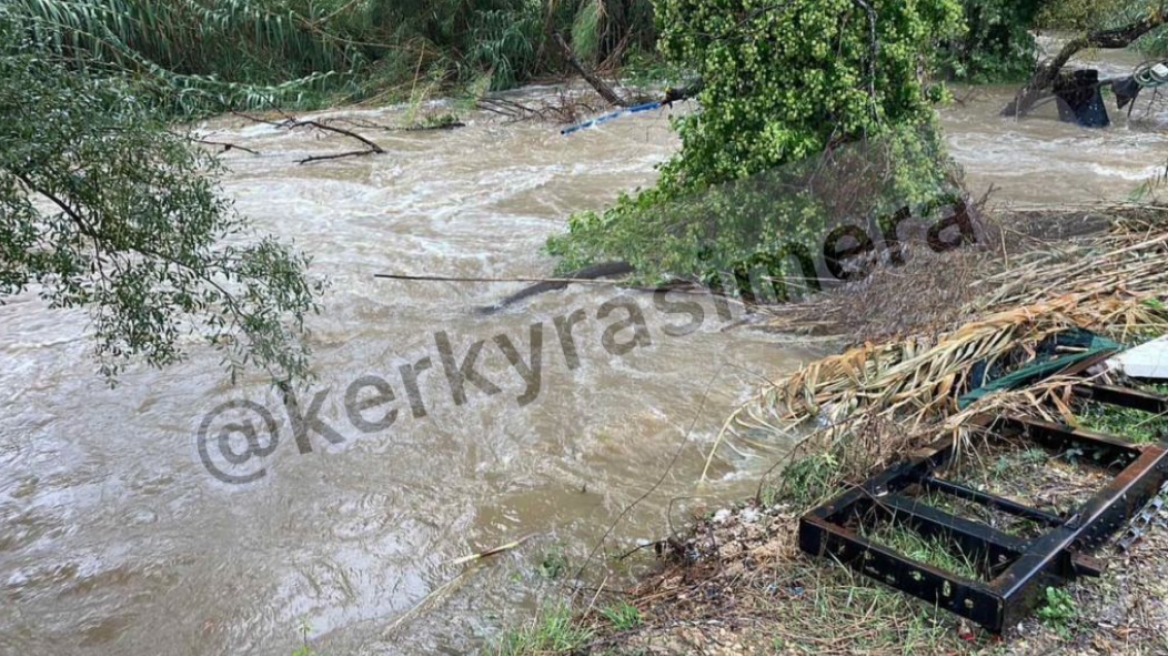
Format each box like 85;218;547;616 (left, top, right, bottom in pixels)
2;45;1168;656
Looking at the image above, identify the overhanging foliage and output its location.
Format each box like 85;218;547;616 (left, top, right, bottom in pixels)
0;52;323;381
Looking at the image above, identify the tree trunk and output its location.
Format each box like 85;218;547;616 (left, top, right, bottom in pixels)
553;31;629;108
1003;10;1167;117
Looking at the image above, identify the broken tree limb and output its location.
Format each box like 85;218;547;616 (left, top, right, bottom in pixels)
290;118;385;164
1004;9;1168;117
373;271;628;286
191;137;261;155
553;31;629;108
171;129;262;155
476;261;635;314
233;111;386;164
296;148;381;165
373;262;634;314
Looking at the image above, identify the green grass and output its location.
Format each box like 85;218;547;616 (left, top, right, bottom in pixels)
917;488;1046;539
763;562;962;654
947;442;1108;517
1078;383;1168;445
767;452;841;509
600;601;642;631
990;447;1048;479
492;606;593;656
859;518;983;581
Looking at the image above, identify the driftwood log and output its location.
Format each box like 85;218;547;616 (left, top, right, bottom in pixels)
1004;9;1167;117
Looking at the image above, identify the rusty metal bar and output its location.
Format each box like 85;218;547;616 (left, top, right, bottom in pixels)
921;476;1063;526
799;515;1005;628
995;416;1142;462
799;379;1168;634
1073;382;1168;415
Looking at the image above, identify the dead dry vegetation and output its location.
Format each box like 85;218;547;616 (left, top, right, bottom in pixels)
505;205;1168;656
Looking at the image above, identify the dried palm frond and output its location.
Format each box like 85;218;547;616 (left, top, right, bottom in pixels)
704;209;1168;480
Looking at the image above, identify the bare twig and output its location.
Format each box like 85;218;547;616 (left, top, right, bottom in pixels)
233;110;386;165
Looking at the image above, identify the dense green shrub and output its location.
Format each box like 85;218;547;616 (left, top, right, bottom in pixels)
548;0;965;286
1039;0;1133;31
940;0;1043;82
1;0;356;114
355;0;657;90
1040;0;1168;56
0;0;660;114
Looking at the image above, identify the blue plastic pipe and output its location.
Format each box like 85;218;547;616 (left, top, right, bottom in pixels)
560;101;663;136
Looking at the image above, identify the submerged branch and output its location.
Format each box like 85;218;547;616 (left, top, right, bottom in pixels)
233;111;386;164
188;137;261;155
1004;9;1168;117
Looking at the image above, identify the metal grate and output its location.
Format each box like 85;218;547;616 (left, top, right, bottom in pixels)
799;371;1168;633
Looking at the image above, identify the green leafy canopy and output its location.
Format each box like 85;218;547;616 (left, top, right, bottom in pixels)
0;52;324;383
548;0;966;284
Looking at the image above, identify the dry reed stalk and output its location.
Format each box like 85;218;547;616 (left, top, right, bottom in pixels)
704;211;1168;479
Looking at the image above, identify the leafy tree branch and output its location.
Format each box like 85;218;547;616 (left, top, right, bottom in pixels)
0;53;324;383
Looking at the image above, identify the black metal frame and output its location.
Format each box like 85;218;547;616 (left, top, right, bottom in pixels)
799;376;1168;633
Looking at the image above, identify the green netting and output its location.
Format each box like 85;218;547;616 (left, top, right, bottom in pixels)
957;329;1124;409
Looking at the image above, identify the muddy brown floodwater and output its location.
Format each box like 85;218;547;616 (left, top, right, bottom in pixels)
2;44;1167;656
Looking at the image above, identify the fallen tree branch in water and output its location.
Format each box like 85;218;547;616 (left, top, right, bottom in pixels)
1004;8;1168;117
233;111;386;164
373;272;627;286
478;90;602;124
319;116;466;132
475;261;635;314
553;31;629;108
183;135;261;155
380;533;539;637
290;118;384;164
373;263;746;316
449;534;536;565
375;262;635;315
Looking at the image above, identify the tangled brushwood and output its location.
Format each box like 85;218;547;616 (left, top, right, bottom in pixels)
709;206;1168;488
542;206;1168;656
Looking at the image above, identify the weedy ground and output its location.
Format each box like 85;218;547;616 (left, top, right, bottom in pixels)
1077;382;1168;445
493;458;1168;655
490;385;1168;648
943;441;1111;518
492;207;1168;656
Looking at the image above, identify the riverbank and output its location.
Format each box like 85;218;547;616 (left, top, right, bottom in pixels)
6;66;1168;654
496;205;1168;655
